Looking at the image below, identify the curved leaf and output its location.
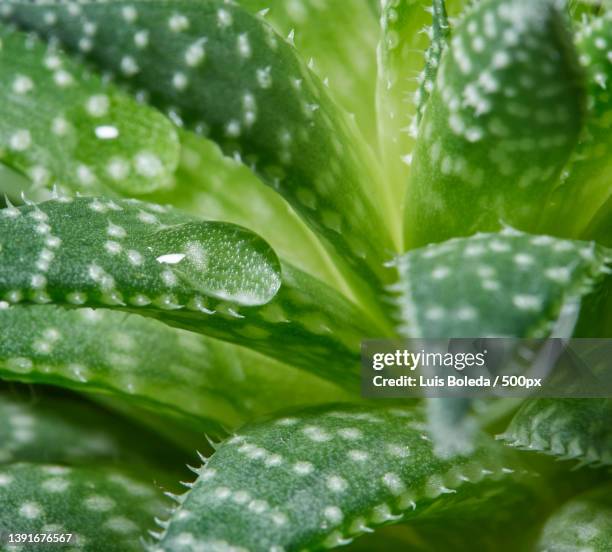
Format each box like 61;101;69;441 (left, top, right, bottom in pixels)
498;398;612;467
547;9;612;238
394;230;611;338
0;196;281;307
377;0;454;219
0;25;180;196
5;0;395;285
0;462;166;551
238;0;379;142
394;230;610;455
0;386;159;465
154;405;530;551
404;0;585;248
537;485;612;551
0;306;349;431
0;386;185;476
0;197;379;384
347;482;546;552
0;386;187;550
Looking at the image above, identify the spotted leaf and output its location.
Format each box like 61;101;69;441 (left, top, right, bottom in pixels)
498;398;612;467
153;405;530;551
395;230;610;455
0;196;281;307
0;462;167;551
404;0;585;248
0;25;180;196
0;385;188;549
0;306;349;431
547;10;612;240
394;230;611;338
5;0;395;287
537;485;612;551
0;197;380;384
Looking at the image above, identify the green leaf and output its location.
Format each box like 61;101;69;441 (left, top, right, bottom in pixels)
377;0;457;206
238;0;380;143
394;230;611;338
395;229;610;456
154;405;530;551
377;0;443;226
403;0;585;248
537;485;612;551
347;482;546;552
0;25;180;196
5;0;395;284
0;197;379;384
0;385;190;549
415;1;452;126
0;196;281;307
0;385;186;478
0;462;166;551
0;161;32;201
0;306;350;431
546;10;612;239
498;399;612;467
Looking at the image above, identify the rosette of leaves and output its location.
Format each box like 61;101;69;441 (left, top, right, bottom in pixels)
0;0;610;550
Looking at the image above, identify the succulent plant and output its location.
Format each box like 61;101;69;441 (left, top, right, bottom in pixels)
0;0;610;550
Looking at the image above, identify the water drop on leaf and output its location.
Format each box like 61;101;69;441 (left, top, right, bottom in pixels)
147;222;282;306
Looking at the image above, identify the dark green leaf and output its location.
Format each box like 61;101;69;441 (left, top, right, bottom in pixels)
0;306;350;430
5;0;395;285
0;386;185;477
395;230;610;455
0;197;379;384
0;385;188;550
404;0;585;247
0;196;281;307
155;405;530;551
546;10;612;240
394;230;611;338
0;25;180;196
0;462;167;551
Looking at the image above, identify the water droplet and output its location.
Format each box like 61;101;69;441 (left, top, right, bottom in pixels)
147;222;281;306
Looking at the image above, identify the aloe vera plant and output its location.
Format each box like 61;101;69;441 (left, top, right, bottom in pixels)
0;0;611;550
